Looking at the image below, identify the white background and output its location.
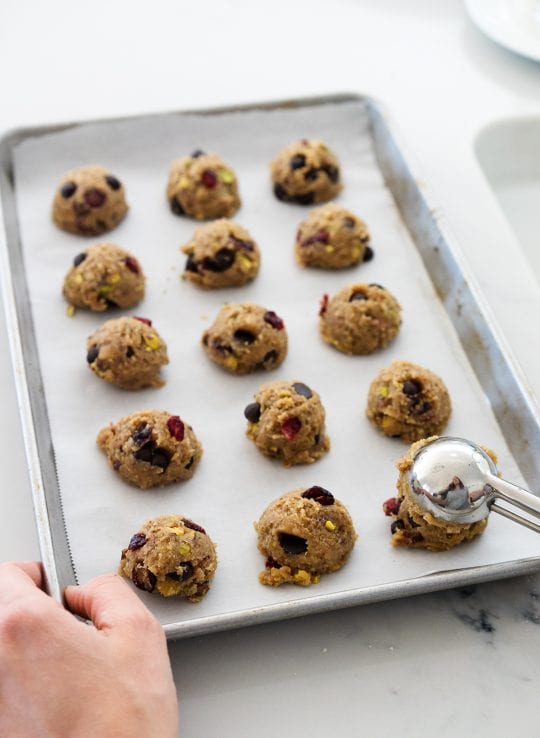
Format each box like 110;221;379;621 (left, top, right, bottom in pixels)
1;2;540;737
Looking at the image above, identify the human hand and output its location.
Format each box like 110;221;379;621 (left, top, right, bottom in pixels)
0;562;178;738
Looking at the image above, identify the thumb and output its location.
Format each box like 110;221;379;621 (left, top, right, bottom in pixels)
65;573;157;632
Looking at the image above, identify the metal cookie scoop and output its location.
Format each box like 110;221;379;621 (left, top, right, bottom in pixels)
409;436;540;533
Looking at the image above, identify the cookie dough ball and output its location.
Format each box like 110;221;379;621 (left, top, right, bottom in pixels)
87;316;168;390
63;243;145;312
167;150;240;220
366;361;451;442
255;486;357;587
97;410;203;489
244;380;330;466
181;219;260;289
382;437;493;551
295;203;372;269
271;139;342;206
52;165;128;236
319;283;401;355
119;514;217;600
202;303;287;374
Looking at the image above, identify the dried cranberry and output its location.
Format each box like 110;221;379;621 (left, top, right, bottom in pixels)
131;564;156;592
292;382;312;399
167;415;185;442
86;345;99;363
61;181;77;198
234;329;256;344
343;217;356;228
191;149;205;158
290;154;306;170
383;497;401;516
349;291;367;302
73;252;87;267
324;165;339;183
301;486;335;505
170;197;184;215
230;236;254;251
125;256;141;274
128;532;147;550
262;350;278;365
201;169;218;188
244;402;261;423
303;230;329;247
363;246;374;262
183;518;206;534
265;556;281;569
202;247;235;272
212;339;233;354
105;174;121;191
263;310;284;330
274;183;289;201
281;417;302;440
278;532;307;555
293;192;314;205
403;380;422;396
319;294;329;316
132;424;152;447
304;168;319;182
133;316;152;326
84;188;106;208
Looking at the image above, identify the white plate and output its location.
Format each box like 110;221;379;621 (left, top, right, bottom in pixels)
465;0;540;63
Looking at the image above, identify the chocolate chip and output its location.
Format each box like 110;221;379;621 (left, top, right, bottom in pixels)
419;401;432;414
185;254;199;273
293;192;315;205
274;183;289;201
363;246;374;262
170;197;184;215
314;434;320;445
128;532;147;551
132;424;152;447
278;532;308;555
212;339;233;354
262;349;278;365
105;174;121;191
343;217;356;228
265;556;281;569
244;402;261;423
86;345;99;363
191;149;205;158
61;181;77;198
131;564;156;592
202;247;235;272
126;346;135;358
324;165;339;183
304;168;319;182
183;518;206;534
151;448;170;469
349;291;367;302
369;283;384;289
234;329;256;344
292;382;312;399
84;188;106;208
73;202;90;216
301;486;335;506
391;520;405;534
73;252;87;267
403;380;422;396
184;456;195;470
290;154;306;170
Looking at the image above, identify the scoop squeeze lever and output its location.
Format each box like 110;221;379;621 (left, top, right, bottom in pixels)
409;436;540;533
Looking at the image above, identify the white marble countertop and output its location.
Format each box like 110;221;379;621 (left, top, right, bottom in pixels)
1;1;540;736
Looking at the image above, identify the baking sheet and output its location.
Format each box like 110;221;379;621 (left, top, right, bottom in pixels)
10;99;540;631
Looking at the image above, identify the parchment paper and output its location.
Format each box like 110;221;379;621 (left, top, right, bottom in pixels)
12;100;540;628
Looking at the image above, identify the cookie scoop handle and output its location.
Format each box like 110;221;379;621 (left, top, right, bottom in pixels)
408;436;540;533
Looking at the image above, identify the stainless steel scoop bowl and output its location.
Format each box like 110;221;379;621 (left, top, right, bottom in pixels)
409;436;540;533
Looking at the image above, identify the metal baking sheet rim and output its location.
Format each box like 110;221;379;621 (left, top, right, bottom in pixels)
1;93;539;639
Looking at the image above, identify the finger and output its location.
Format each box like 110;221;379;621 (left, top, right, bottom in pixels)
65;573;156;631
10;561;44;589
0;561;47;607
